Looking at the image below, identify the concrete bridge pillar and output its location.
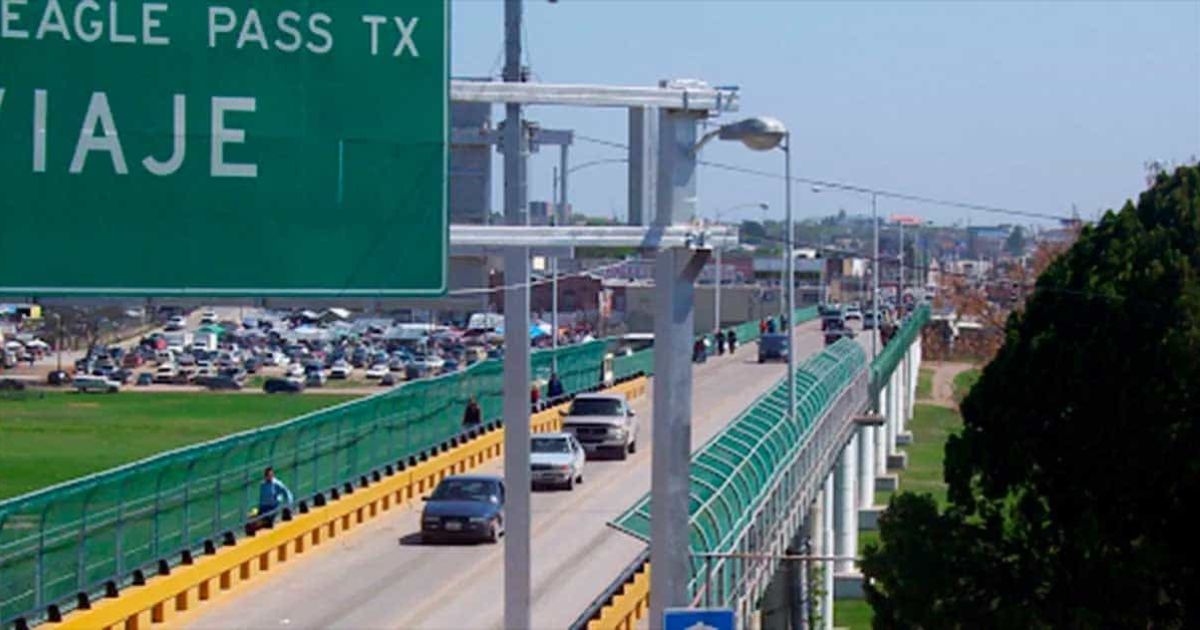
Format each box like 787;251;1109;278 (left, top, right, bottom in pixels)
833;435;858;575
897;354;908;437
886;371;899;457
821;473;834;630
857;425;875;510
832;436;862;600
874;387;888;478
886;369;908;471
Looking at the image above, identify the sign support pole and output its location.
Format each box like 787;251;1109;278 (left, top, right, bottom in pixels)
650;107;707;629
502;2;532;628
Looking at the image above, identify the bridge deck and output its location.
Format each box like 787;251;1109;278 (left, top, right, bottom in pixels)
176;321;829;630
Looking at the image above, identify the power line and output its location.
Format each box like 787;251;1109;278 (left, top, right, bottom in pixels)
573;134;1075;223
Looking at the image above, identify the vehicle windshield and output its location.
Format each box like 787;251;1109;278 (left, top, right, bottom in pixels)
569;398;623;416
430;479;499;502
532;437;571;454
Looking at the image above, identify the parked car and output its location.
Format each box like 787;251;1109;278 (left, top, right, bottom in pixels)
420;475;505;544
380;373;398;386
560;393;639;460
73;375;120;393
305;369;327;387
136;372;154;386
329;361;352;379
862;310;879;330
108;368;133;385
365;363;389;379
46;370;70;386
122;353;144;368
202;375;243;391
165;315;187;331
263;377;304;394
530;433;586;490
153;364;179;383
757;333;790;363
199;311;218;324
844;306;862;321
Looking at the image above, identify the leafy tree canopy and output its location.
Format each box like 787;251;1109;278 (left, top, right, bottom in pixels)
863;166;1200;628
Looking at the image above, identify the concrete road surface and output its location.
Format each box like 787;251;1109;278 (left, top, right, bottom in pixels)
183;321;838;630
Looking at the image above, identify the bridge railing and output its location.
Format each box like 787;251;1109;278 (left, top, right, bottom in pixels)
870;304;930;395
602;306;930;623
610;338;868;608
0;341;606;627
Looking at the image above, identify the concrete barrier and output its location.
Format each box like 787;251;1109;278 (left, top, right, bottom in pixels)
589;562;651;630
52;377;649;630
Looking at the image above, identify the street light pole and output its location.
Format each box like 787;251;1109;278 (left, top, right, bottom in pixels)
783;134;796;421
871;193;879;359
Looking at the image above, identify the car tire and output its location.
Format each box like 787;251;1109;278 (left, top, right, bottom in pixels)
615;446;628;461
564;475;574;491
628;440;637;454
486;522;499;544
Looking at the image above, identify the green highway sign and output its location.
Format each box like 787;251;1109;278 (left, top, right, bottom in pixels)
0;0;447;297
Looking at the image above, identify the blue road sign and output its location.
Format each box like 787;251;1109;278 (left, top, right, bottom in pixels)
664;608;736;630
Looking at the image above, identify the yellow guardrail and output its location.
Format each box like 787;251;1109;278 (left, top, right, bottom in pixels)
53;377;649;630
589;562;651;630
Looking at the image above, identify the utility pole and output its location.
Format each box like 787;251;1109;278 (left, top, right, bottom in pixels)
501;1;531;628
871;194;878;359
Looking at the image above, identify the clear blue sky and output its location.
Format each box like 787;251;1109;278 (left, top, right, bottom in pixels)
451;1;1200;227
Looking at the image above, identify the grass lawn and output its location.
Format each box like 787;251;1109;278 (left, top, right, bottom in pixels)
834;600;875;630
0;391;358;500
916;367;934;399
952;368;981;403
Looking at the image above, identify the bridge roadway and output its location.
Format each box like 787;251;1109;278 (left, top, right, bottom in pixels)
183;320;830;630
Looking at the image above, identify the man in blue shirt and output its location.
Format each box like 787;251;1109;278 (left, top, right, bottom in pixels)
257;466;293;528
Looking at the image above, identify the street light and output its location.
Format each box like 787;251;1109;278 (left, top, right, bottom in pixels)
697;116;795;423
711;202;768;333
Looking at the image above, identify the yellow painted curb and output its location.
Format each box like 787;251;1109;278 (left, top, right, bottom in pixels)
52;378;648;630
589;561;651;630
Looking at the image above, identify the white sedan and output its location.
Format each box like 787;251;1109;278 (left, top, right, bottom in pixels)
364;363;389;379
530;433;586;491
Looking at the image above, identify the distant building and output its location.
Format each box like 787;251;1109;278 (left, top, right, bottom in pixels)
967;225;1012;259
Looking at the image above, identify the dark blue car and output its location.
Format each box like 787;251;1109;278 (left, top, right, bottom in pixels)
421;475;505;544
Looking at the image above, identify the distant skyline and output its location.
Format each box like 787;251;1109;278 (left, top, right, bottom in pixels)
451;1;1199;227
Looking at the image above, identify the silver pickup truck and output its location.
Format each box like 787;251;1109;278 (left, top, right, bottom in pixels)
560;393;639;460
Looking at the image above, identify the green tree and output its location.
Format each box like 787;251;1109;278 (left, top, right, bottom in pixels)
862;166;1200;628
1004;225;1027;256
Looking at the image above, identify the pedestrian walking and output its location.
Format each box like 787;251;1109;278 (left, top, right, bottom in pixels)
462;396;482;429
255;467;293;530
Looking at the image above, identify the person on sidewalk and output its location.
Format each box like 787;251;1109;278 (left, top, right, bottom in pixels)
256;467;293;530
462;396;483;429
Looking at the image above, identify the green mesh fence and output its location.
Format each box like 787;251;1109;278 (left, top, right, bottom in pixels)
870;304;930;395
610;339;867;578
0;341;604;626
